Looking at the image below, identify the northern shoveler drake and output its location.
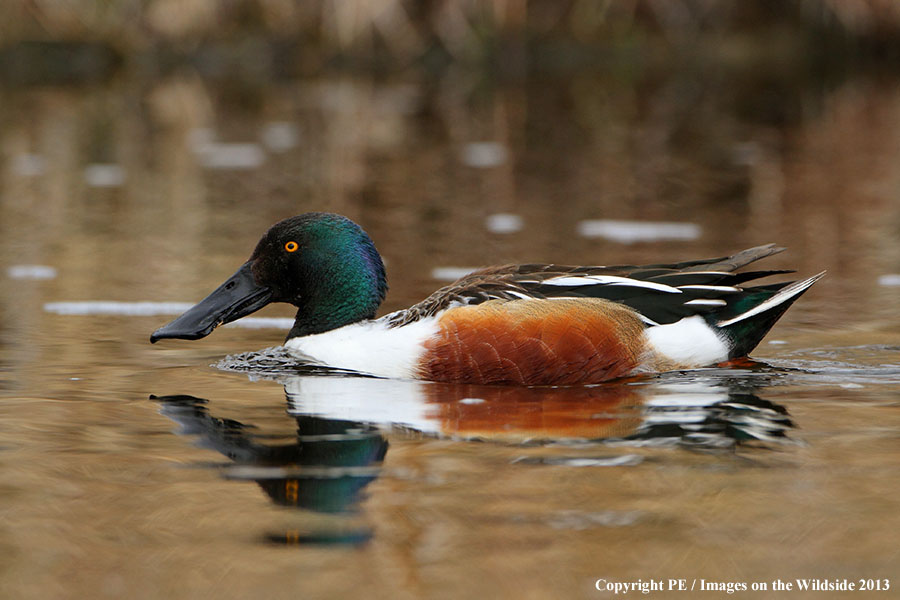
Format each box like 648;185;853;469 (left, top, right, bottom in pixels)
151;212;824;385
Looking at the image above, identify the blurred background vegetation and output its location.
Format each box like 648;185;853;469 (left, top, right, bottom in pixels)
3;1;900;320
2;0;900;84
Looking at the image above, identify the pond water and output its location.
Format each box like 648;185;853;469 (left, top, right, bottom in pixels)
1;68;899;599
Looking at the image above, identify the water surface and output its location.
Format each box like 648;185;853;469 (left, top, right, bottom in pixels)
1;70;899;599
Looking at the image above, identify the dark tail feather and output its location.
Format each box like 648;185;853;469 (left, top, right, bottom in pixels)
684;243;786;273
715;272;825;358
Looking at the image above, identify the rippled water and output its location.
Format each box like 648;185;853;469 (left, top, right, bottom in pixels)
2;68;899;599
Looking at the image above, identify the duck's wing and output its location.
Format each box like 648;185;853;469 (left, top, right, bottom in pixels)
387;244;795;327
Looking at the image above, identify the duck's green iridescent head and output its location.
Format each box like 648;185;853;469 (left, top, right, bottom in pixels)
150;212;388;343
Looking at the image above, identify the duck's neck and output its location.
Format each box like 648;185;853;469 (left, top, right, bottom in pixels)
286;297;374;339
285;246;387;340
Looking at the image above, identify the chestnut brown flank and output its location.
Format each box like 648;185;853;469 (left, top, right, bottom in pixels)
418;298;646;385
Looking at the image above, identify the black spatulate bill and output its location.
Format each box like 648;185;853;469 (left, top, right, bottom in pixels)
150;262;273;343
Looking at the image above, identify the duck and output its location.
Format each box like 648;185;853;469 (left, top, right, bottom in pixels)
150;212;824;386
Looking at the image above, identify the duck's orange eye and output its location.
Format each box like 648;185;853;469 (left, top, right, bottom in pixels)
284;241;299;253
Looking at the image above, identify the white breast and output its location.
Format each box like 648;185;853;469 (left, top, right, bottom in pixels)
283;316;440;379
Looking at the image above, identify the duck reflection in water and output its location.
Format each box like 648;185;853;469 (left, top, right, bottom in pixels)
154;393;387;545
280;371;796;449
154;370;795;543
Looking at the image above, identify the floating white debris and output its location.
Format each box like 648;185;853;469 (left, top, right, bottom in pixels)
431;267;476;281
459;397;485;405
768;340;788;345
11;154;45;177
224;317;293;330
261;122;299;152
839;383;864;389
485;213;523;234
545;509;641;528
512;455;644;468
460;142;508;168
878;274;900;287
577;219;701;244
557;455;644;468
84;164;125;187
197;143;266;170
188;128;266;170
44;301;194;316
8;265;57;280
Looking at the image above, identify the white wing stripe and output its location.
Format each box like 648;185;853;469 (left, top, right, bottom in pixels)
541;275;681;293
677;285;741;293
637;314;660;326
506;291;531;300
684;299;728;307
655;270;732;278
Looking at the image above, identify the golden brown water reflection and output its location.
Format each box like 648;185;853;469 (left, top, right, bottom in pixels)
1;70;899;599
